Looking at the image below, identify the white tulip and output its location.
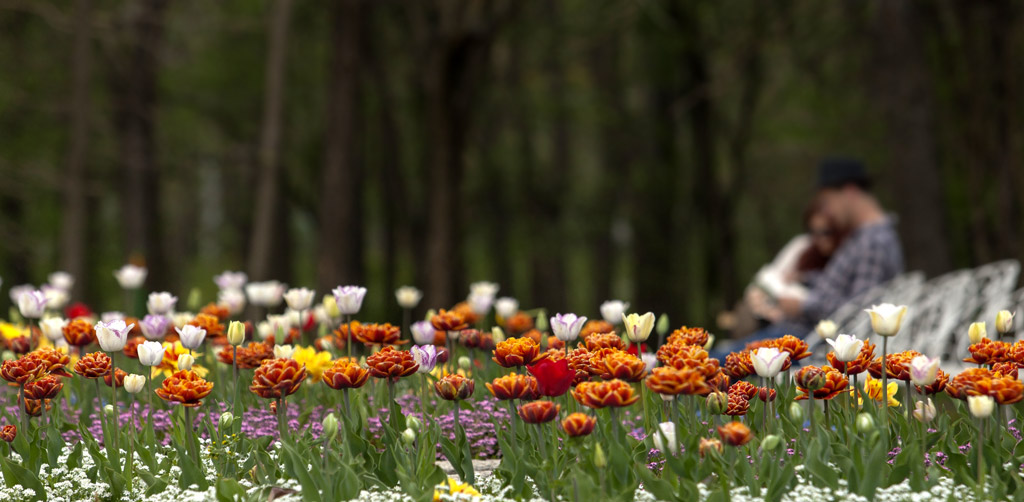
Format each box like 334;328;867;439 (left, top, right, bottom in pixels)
622;312;655;343
274;344;294;359
114;264;147;290
17;290;47;319
909;355;940;387
467;292;494;316
826;334;864;362
218;288;246;315
550;313;587;343
39;317;68;342
171;312;194;329
642;353;658;373
600;300;629;325
95;319;135;352
815;319;838;340
146;292;178;315
101;311;126;323
47;271;74;292
284;287;316;311
865;303;908;336
967;395;994;418
245;281;286;308
332;286;367;315
137;341;165;367
494;297;519;319
8;284;33;306
751;347;789;378
996;311;1016;334
968;322;987;344
42;286;69;310
177;354;194;371
256;321;274;340
175;325;207;350
469;281;499;300
214;271;248;291
124;374;146;394
411;320;436;346
395;286;423;309
652;422;678;454
913;398;936;423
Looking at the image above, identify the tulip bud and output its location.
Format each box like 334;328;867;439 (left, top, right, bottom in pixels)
761;434;781;451
177;353;195;371
491;326;506;344
458;356;471;371
996;311;1016;335
968;322;987;344
703;334;715;352
227;320;246;346
323;295;340;318
656;314;670;337
406;416;422;430
815;319;838;340
322;413;339;440
401;428;416;445
424;309;437;321
219;412;234;430
1;351;14;362
795;366;825;391
706;391;728;415
856;412;875;433
594;443;607;468
104;404;114;417
535;310;549;332
789;402;804;422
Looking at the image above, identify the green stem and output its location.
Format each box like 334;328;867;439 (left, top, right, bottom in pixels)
881;336;890;448
110;353;119;454
977;418;985;499
277;396;288;442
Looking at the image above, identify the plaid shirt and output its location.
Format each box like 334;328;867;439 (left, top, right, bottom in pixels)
802;218;904;322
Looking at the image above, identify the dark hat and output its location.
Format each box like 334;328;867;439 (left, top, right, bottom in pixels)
817;157;871;189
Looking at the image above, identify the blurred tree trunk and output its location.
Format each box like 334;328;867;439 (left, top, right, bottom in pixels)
110;0;168;290
59;0;92;300
248;0;293;282
316;0;364;293
414;0;515;308
529;0;567;313
868;0;951;276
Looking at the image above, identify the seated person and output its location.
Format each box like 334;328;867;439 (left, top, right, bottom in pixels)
713;158;904;358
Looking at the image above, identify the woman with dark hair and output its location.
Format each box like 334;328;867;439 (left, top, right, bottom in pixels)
719;198;848;338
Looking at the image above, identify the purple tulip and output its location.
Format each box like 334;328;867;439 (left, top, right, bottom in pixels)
411;344;439;374
140;314;171;340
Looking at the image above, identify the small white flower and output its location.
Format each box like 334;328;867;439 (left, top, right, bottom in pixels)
826;334;864;362
177;353;195;371
967;394;994;418
622;312;655;342
996;310;1016;334
113;264;147;290
550;313;587;342
137;341;165;367
908;355;940;387
600;300;629;325
218;288;246;315
467;292;494;316
245;281;286;308
47;271;74;292
39;317;68;342
146;292;178;315
283;287;316;311
469;281;499;300
751;347;789;378
395;286;423;309
494;297;519;319
411;321;436;346
42;286;69;310
273;345;294;359
332;286;367;315
815;319;838;340
95;319;135;352
17;290;47;319
968;322;987;344
123;374;145;394
864;303;908;337
913;398;936;423
652;422;677;454
214;271;248;291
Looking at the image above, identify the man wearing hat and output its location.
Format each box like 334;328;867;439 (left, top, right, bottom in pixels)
775;158;904;326
711;158;903;357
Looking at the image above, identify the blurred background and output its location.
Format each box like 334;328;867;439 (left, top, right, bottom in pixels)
0;0;1022;327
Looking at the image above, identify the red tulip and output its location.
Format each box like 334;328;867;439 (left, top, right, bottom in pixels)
66;302;94;320
626;343;649;357
527;358;574;397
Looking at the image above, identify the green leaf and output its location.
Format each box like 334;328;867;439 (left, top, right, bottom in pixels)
0;456;46;500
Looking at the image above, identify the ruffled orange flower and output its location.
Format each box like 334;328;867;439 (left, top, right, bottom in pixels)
493;337;543;368
718;421;753;446
366;346;419;379
795;366;848;400
769;335;812;362
572;379;639;408
322;359;370;389
645;367;710;396
517;400;560;424
0;425;15;442
728;381;758;401
1;357;44;386
945;367;991;400
560;347;592;385
964;338;1012;366
951;368;1024;405
666;326;709;348
597;351;647;381
451;302;480;326
991;362;1018;380
218;342;274;370
435;374;475;401
200;302;230;321
190;313;225;341
725;393;750;416
431;309;468;333
355;323;404;346
826;340;876;375
23;399;50;417
62;318;95;347
156;370;214;407
331;321;362;349
27;347;71;377
103;368;127;388
504;312;535;336
585;333;627;352
250;358;306;399
707;371;730;394
723;350;754;379
561;412;596;437
23;375;63;400
664;346;720;377
579;320;613;340
73;351;111;379
486;373;539;400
